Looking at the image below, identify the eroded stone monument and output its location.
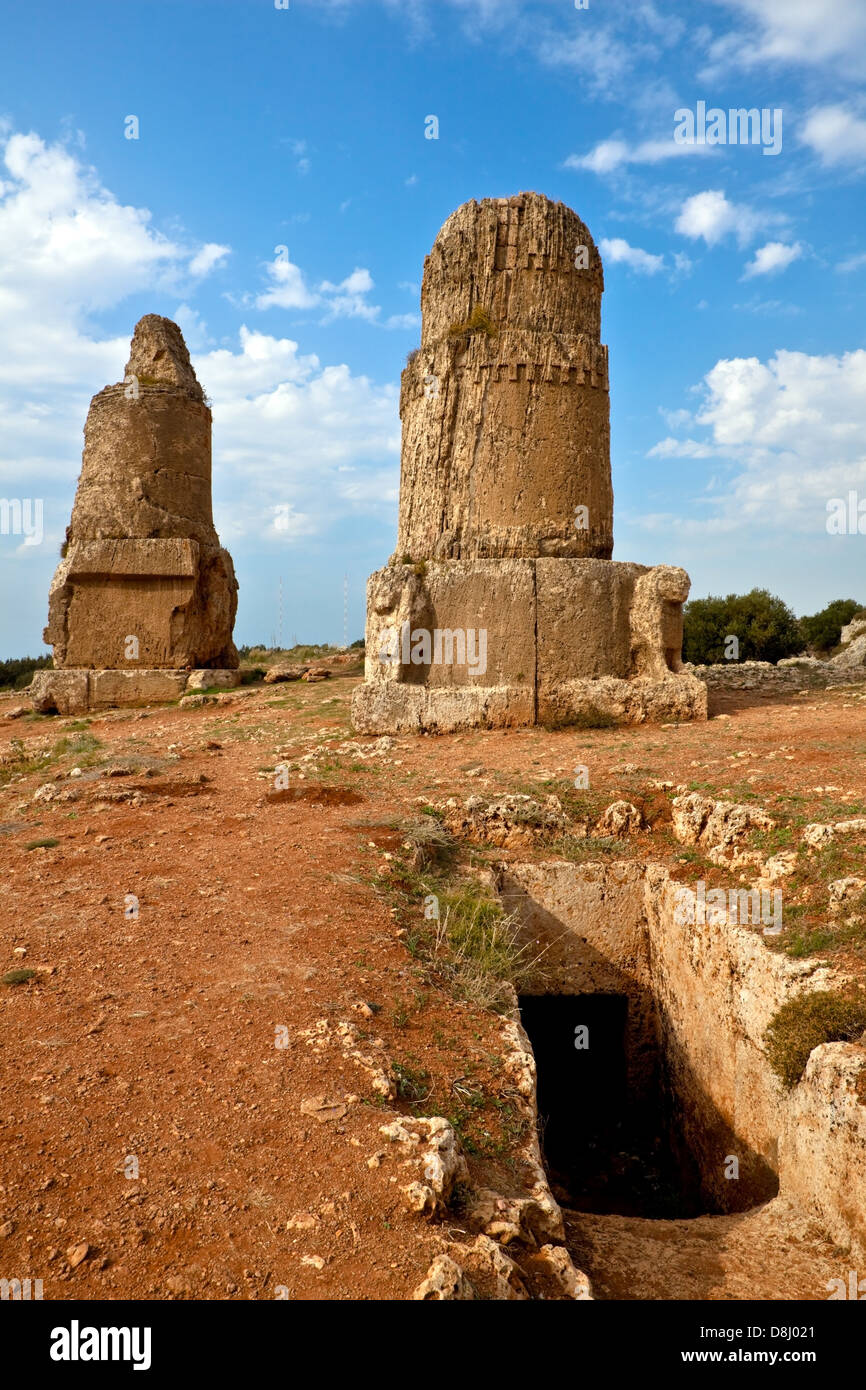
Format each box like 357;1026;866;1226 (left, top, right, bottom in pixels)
33;315;238;714
352;193;707;732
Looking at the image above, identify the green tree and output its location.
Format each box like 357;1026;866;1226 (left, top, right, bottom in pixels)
0;654;52;690
683;589;802;665
798;599;865;654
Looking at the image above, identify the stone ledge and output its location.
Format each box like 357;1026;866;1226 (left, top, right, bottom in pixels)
30;669;190;715
538;674;708;727
351;683;536;735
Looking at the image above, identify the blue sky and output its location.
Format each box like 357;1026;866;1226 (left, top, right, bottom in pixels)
1;0;865;657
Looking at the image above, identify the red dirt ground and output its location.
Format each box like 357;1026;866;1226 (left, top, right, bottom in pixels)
1;673;864;1300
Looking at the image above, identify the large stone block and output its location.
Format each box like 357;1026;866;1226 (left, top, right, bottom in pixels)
29;669;90;716
352;555;705;731
88;669;189;709
362;559;536;691
536;558;642;683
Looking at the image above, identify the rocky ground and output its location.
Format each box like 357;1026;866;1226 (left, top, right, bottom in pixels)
1;670;864;1300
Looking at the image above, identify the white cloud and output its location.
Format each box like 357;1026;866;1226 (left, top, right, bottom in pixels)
199;327;400;544
674;189;768;247
385;312;421;330
536;28;634;96
742;241;803;278
647;437;717;459
836;251;866;272
256;256;411;327
599;237;664;275
566;136;713;175
660;407;694;430
801;104;866;166
0;132;184;320
318;266;380;322
704;0;866;78
648;348;866;533
0;128;402;574
255;254;320;311
283;138;311;175
173;303;212;351
189;242;230;277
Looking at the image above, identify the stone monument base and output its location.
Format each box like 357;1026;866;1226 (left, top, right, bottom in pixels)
350;558;708;733
351;672;705;733
30;668;241;715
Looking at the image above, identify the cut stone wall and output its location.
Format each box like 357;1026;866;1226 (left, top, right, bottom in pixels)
499;859;866;1257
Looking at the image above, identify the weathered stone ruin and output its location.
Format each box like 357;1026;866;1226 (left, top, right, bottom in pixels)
352;193;707;733
33;315;238;714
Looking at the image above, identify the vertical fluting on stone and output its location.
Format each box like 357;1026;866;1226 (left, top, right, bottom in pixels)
44;315;238;670
396;193;613;561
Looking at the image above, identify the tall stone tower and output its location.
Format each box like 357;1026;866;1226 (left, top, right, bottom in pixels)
34;316;239;715
352;193;706;733
397;194;612;561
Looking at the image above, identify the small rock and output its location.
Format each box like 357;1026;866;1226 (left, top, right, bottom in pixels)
67;1241;90;1269
300;1255;325;1270
412;1254;476;1301
299;1095;348;1123
597;800;644;837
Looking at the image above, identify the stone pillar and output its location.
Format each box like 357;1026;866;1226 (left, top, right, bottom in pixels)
35;316;238;713
352;194;705;734
396;193;612;561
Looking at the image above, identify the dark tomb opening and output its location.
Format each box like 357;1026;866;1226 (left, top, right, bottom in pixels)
519;992;708;1219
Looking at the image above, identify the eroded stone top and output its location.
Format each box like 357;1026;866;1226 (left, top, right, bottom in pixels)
418;191;604;349
123;315;204;400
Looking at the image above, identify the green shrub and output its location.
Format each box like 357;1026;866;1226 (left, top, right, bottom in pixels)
1;968;36;986
799;599;865;653
683;589;801;665
764;990;866;1088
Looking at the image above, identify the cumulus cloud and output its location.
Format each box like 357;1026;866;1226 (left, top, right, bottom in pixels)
189;243;231;277
800;104;866;166
674;189;770;247
600;237;665;274
0;128;401;576
318;267;380;322
255;254;417;329
536;27;634;95
196;326;399;544
255;253;320;311
703;0;866;79
742;241;803;278
648;348;866;533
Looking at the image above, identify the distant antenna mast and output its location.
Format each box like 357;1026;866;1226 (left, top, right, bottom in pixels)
279;576;283;651
343;573;349;649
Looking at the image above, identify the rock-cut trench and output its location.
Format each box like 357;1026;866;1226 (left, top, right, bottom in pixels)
497;859;864;1301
